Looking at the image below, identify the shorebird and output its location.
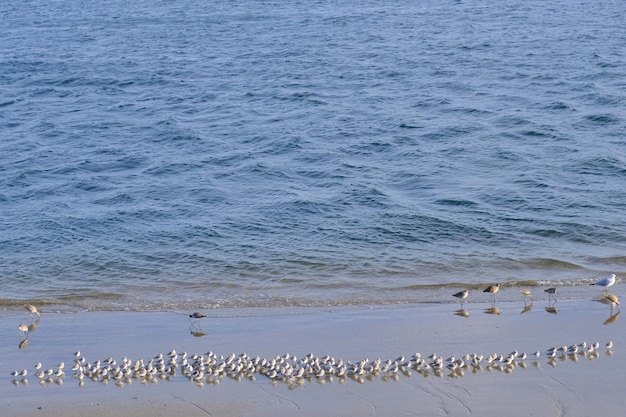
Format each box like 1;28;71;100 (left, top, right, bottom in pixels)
189;312;207;329
604;293;620;312
189;312;207;321
17;324;29;337
590;274;616;292
452;289;469;306
483;284;500;300
23;304;40;319
544;287;557;301
520;289;533;301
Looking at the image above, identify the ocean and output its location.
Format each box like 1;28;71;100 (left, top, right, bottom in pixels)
1;0;625;311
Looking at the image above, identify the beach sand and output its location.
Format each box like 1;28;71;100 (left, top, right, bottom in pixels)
1;289;623;417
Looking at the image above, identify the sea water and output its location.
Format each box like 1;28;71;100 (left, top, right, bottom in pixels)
1;0;625;310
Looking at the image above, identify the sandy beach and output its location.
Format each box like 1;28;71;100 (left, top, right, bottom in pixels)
1;289;623;417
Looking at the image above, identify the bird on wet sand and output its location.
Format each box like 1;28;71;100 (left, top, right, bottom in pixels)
24;304;40;319
520;289;533;302
189;312;207;327
189;312;207;320
17;324;29;338
544;287;557;301
483;284;500;300
453;289;469;306
590;274;616;292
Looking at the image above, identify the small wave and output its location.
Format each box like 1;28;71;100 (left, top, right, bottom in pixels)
583;113;620;125
516;258;585;270
434;198;479;208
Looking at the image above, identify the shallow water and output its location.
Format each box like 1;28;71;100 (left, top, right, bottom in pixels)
1;0;625;310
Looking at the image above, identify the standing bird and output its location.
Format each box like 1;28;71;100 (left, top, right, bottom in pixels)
17;324;29;338
604;293;620;312
189;312;207;327
189;312;207;320
452;289;469;306
590;274;616;292
520;289;533;302
24;304;40;319
544;287;557;302
483;284;500;300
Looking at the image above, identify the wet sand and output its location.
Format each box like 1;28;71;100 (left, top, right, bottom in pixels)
0;290;623;417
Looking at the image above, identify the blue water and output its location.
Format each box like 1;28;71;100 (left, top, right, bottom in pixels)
1;0;625;310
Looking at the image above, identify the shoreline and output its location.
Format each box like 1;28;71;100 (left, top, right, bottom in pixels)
1;298;623;416
1;275;622;313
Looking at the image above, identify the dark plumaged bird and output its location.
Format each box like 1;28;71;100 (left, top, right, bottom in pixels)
544;287;557;301
453;289;469;306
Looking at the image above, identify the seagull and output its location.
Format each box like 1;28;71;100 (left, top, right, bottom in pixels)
452;289;469;306
483;284;500;300
590;274;616;292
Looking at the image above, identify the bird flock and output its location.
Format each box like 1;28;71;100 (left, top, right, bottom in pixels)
8;340;615;388
8;274;619;389
452;274;619;312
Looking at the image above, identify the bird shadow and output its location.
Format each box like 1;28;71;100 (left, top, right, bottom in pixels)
28;319;40;333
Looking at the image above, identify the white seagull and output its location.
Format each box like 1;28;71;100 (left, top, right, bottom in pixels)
590;274;616;291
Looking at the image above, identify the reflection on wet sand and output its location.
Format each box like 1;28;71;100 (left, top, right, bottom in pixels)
484;306;501;315
545;306;558;315
453;309;470;318
18;338;29;350
520;303;533;315
27;319;40;333
604;312;619;326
